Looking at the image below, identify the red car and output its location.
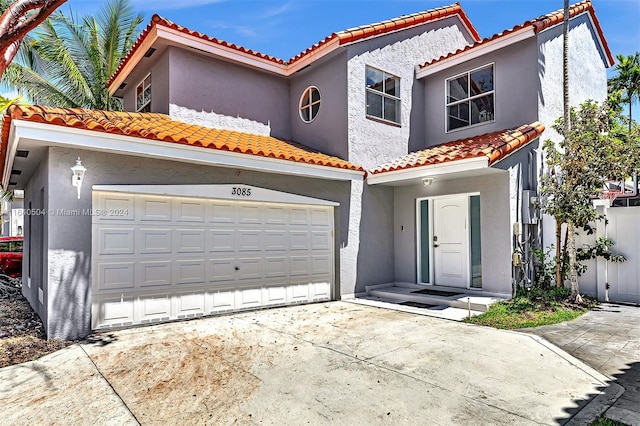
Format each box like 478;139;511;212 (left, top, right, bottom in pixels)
0;236;23;278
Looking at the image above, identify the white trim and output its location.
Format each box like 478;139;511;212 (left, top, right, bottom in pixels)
2;124;18;191
8;120;364;183
367;156;488;186
416;27;533;79
92;184;339;206
108;26;159;96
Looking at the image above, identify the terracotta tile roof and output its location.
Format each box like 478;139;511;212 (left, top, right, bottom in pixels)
371;122;545;174
108;3;480;87
1;105;364;174
419;1;614;69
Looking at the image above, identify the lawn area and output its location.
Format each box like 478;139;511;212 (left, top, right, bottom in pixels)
464;286;596;330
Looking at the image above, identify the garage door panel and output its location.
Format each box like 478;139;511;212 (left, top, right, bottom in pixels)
311;231;330;250
93;190;335;330
209;229;235;252
174;229;206;253
290;208;308;225
98;228;135;255
237;288;262;308
311;209;331;226
237;257;263;280
237;230;262;252
264;286;287;305
174;260;206;284
93;294;135;328
238;205;261;223
96;193;135;221
175;199;206;223
175;292;206;317
98;262;135;290
265;206;287;225
138;196;172;222
209;259;236;282
139;294;171;322
265;257;287;278
290;231;310;251
265;230;286;251
138;261;172;287
209;202;235;223
139;229;172;254
290;256;310;276
311;255;331;275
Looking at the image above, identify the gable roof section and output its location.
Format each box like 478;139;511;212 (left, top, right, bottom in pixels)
107;3;480;92
371;122;545;175
417;0;614;78
1;105;363;182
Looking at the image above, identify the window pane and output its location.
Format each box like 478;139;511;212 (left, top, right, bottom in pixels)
366;91;383;118
366;67;384;92
311;103;320;119
470;94;494;125
301;107;310;122
448;102;469;130
470;195;482;288
301;90;310;107
311;88;320;103
447;76;468;103
420;200;430;283
385;76;399;97
384;97;400;123
470;65;493;96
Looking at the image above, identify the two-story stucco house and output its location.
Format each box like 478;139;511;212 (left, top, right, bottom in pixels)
0;1;613;339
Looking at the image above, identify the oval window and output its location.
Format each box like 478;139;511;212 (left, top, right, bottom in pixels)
299;86;321;123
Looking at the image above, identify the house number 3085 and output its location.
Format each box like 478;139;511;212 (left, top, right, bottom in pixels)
231;187;251;196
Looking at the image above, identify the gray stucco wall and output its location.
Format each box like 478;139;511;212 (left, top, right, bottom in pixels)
536;13;609;253
393;172;512;295
289;51;349;160
122;48;170;114
167;48;291;140
423;37;539;148
22;151;49;333
346;16;474;170
40;147;393;339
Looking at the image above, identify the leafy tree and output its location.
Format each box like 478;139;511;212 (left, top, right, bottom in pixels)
1;0;143;109
608;52;640;133
0;0;66;78
540;100;639;295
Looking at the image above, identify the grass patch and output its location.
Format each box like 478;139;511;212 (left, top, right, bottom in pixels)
464;286;596;330
590;417;628;426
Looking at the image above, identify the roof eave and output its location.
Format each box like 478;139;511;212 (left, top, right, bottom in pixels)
416;27;534;79
367;156;489;186
8;119;364;183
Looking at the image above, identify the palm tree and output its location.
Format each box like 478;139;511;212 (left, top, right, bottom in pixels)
609;52;640;133
1;0;143;110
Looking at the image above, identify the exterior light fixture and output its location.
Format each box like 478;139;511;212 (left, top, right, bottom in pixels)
71;157;87;199
422;177;434;187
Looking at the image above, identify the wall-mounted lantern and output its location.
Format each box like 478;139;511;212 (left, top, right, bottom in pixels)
71;157;87;199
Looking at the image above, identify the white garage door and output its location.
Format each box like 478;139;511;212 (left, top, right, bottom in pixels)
91;186;335;330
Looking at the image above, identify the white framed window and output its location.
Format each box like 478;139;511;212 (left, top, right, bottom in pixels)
136;74;151;112
446;64;494;132
299;86;321;123
366;66;400;125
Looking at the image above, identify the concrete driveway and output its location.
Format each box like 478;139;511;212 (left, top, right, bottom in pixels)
0;302;620;425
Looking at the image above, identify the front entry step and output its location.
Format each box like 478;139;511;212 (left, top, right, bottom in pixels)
367;286;505;313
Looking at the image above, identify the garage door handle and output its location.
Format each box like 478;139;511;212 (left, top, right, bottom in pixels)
235;267;239;271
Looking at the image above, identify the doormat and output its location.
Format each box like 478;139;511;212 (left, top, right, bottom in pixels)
399;301;439;309
410;289;463;297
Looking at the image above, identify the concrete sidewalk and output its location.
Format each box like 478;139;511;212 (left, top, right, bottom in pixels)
0;302;624;425
527;303;640;426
